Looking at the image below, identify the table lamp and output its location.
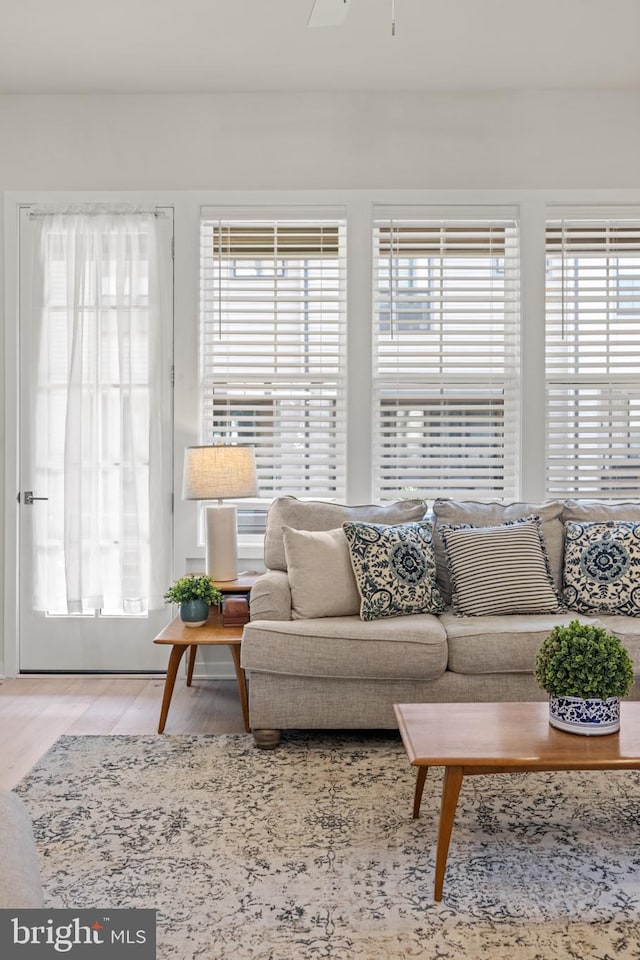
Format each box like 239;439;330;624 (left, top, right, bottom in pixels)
182;444;258;581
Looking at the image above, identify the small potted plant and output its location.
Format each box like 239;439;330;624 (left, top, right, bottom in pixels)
534;619;635;735
164;575;222;628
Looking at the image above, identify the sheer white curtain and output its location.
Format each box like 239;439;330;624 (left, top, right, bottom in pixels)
30;208;172;615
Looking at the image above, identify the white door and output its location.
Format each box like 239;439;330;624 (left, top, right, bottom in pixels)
18;206;174;671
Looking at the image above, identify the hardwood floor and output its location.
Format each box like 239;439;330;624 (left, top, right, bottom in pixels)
0;675;246;791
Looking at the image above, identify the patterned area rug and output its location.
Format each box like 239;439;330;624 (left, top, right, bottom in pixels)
16;733;640;959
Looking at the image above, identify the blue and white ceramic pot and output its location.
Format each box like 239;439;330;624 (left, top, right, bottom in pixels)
549;695;620;735
180;599;209;628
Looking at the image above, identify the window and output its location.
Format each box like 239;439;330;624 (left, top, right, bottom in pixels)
372;213;520;500
378;258;432;332
199;212;347;530
545;218;640;496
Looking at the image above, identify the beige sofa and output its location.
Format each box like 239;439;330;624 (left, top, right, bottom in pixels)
241;496;640;747
0;792;45;907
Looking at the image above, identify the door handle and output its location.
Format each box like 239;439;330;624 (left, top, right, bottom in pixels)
23;491;49;505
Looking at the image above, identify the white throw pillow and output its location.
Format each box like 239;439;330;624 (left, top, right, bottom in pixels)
282;526;361;620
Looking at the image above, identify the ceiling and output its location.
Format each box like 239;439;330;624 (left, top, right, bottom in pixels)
0;0;638;95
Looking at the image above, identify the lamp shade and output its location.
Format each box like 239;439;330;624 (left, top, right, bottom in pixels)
182;445;258;501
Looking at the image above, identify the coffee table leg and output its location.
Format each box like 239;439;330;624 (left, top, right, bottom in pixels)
158;643;188;734
413;766;429;819
434;765;464;901
229;644;250;733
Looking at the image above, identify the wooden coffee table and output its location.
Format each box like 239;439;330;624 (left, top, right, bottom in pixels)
394;701;640;901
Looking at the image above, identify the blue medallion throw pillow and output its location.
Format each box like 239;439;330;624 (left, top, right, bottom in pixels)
342;520;444;621
562;520;640;616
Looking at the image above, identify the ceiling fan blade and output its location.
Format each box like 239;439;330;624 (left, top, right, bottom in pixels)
307;0;351;28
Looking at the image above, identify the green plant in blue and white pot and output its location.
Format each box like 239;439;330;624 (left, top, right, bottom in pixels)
534;619;635;735
164;575;222;628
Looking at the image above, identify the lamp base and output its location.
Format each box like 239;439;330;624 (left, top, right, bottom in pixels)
205;504;238;581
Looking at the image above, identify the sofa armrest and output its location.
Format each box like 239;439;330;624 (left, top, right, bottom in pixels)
250;570;292;621
0;792;45;907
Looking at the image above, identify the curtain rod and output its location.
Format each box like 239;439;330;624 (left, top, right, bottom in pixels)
27;208;168;218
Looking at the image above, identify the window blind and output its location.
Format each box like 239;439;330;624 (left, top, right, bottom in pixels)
199;214;347;516
372;215;520;500
545;218;640;496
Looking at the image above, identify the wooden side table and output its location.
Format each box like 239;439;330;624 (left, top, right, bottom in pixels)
153;575;257;734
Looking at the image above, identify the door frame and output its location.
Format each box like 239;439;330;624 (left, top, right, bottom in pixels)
3;197;23;678
3;192;178;678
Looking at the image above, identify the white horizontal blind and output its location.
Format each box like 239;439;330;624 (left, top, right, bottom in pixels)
199;215;347;519
546;219;640;496
372;216;520;500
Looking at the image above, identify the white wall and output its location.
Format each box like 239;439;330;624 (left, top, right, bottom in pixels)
1;91;640;190
2;90;640;674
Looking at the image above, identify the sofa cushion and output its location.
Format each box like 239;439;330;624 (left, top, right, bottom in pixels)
562;520;640;617
590;615;640;671
440;516;560;617
283;526;360;619
343;520;444;621
563;499;640;524
241;613;448;681
442;611;598;675
432;499;565;603
264;496;427;572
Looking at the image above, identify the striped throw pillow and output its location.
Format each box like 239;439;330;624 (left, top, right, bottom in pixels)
441;516;560;616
